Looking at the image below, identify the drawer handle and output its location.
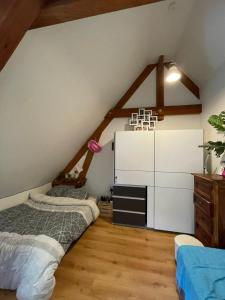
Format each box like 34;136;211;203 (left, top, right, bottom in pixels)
113;209;145;215
113;195;145;201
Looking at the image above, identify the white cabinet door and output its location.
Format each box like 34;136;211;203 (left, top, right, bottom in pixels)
155;130;203;173
115;131;154;172
154;187;194;234
155;172;194;189
115;170;154;186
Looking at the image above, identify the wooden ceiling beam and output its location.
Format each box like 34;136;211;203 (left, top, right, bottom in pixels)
156;55;165;120
31;0;165;29
156;55;164;107
106;104;202;118
0;0;46;71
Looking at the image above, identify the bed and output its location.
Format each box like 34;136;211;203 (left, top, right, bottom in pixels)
0;192;99;300
176;245;225;300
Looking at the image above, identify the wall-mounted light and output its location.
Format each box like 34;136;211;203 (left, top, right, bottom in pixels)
166;63;182;83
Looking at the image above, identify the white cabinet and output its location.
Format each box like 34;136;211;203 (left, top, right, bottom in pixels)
115;131;154;186
114;129;203;234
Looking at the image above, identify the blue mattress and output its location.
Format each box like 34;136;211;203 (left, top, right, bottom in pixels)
176;246;225;300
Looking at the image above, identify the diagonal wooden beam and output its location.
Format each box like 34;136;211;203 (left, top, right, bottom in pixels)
31;0;165;29
105;104;202;118
73;119;111;180
54;64;155;181
164;63;200;99
0;0;46;71
179;70;200;99
114;64;157;109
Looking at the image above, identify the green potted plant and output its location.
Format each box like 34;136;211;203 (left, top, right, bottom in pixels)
200;110;225;176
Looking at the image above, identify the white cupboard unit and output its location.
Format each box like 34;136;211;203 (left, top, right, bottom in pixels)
114;130;203;233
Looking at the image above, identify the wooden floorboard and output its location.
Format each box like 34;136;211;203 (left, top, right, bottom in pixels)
0;218;178;300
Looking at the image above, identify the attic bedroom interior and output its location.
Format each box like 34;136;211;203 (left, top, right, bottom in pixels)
1;0;225;299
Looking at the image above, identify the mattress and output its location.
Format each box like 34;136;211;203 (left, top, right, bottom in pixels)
176;246;225;300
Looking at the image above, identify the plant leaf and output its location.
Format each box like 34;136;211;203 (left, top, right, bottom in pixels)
199;141;225;157
219;110;225;122
208;115;225;132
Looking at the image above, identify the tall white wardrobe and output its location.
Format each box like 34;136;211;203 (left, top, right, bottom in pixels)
114;130;203;234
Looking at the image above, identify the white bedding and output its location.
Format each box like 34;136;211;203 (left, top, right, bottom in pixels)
0;233;64;300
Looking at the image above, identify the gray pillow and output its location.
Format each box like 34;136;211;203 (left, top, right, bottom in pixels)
46;185;89;200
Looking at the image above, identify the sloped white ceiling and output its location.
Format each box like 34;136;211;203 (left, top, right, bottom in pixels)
0;0;197;198
176;0;225;87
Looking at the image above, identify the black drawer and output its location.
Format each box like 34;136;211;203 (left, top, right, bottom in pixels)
113;197;146;212
113;185;146;198
113;210;146;227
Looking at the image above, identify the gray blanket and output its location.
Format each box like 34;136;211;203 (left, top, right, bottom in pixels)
0;201;88;251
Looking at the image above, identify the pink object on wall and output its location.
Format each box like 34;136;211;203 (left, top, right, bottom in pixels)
88;140;102;153
222;168;225;178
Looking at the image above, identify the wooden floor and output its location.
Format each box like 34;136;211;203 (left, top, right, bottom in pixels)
0;218;178;300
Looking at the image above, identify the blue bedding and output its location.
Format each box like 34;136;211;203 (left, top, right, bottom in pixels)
176;246;225;300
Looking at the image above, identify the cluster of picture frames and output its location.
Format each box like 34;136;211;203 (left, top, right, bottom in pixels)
129;108;158;131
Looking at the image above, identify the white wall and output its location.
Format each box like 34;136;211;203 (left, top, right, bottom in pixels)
176;0;225;87
0;183;51;210
0;0;196;198
201;62;225;172
175;0;225;173
86;70;201;197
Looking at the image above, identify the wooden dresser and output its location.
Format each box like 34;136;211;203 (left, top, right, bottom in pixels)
193;174;225;248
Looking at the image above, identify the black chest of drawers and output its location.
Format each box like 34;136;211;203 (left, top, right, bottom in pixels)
112;185;147;227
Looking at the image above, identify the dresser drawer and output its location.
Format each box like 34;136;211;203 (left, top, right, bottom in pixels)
194;177;213;201
194;193;213;217
195;206;213;235
113;197;146;213
113;185;146;198
113;210;146;227
195;221;212;247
